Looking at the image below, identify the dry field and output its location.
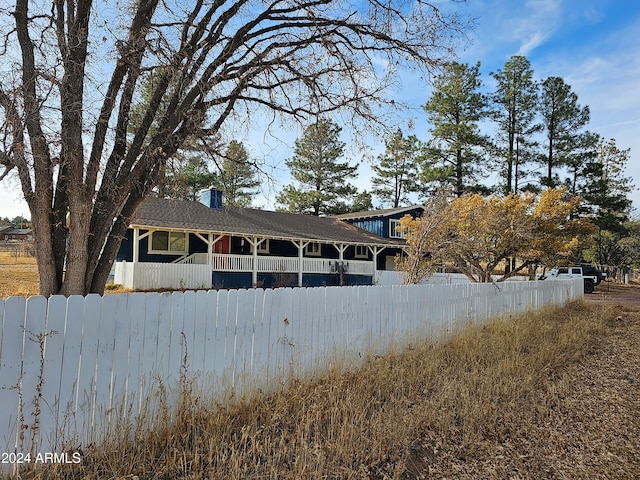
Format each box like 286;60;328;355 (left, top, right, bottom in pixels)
12;287;639;479
0;251;39;298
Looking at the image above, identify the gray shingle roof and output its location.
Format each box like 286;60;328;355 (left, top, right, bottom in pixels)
131;197;405;247
1;228;32;235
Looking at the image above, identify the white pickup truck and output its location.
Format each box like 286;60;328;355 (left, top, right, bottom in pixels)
541;266;603;294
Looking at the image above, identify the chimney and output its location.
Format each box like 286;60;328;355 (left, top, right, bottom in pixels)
198;187;223;209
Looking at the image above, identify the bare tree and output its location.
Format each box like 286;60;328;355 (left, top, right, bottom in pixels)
0;0;469;295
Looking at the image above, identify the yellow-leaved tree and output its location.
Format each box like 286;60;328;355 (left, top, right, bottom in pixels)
397;188;595;283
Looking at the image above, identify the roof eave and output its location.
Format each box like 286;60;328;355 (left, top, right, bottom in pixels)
128;222;404;248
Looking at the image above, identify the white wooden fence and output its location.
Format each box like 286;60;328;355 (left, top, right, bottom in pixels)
0;279;582;457
375;271;531;285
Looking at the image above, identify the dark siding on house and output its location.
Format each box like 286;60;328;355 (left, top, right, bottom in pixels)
344;207;423;239
116;230;208;262
211;272;373;288
116;229;133;262
352;219;384;237
117;228;386;263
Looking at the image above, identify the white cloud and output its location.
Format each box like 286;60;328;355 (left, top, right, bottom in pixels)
512;0;562;55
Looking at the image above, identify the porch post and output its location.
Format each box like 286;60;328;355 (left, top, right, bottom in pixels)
336;244;348;286
133;227;139;263
252;236;258;287
370;246;384;282
298;241;304;287
207;233;213;266
293;240;310;287
371;246;378;275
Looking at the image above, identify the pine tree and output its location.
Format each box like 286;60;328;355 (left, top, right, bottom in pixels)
129;72;221;201
577;138;633;234
350;190;374;212
539;76;591;187
490;56;540;193
216;141;260;207
371;129;420;207
158;155;217;201
276;119;357;215
422;62;489;197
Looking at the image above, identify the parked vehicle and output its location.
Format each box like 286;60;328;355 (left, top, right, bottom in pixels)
540;266;603;294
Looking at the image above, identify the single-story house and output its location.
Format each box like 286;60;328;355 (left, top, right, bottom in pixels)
0;227;33;241
333;205;424;270
114;189;407;290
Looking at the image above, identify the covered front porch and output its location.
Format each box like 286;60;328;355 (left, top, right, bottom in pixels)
114;253;378;290
114;225;396;290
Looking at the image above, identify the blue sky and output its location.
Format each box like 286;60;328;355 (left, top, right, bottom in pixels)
1;0;639;218
368;0;640;210
452;0;640;203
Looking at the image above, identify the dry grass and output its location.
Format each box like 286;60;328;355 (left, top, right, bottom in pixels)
0;251;40;298
14;300;639;479
0;252;132;297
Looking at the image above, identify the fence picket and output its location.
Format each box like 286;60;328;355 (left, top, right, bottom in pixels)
204;290;223;384
77;294;102;444
234;289;250;393
190;290;209;374
141;292;161;411
209;290;229;388
0;297;26;451
167;292;186;383
18;296;48;450
155;293;174;380
40;295;68;449
126;292;147;417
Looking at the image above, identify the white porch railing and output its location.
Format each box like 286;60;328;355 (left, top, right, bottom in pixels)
116;254;376;290
207;253;375;275
211;253;254;271
173;252;210;264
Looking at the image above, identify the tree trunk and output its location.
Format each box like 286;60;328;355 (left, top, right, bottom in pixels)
31;210;60;297
60;200;92;296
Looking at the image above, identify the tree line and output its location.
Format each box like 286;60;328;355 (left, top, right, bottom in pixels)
278;57;631;223
272;55;636;271
119;54;636;250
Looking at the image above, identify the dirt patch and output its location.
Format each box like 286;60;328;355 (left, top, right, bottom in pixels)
587;281;640;306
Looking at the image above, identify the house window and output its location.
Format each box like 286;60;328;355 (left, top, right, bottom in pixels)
149;230;187;254
305;242;321;256
354;245;368;258
253;238;270;253
389;219;405;239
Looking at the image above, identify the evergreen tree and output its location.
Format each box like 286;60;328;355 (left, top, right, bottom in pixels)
129;72;222;201
350;190;374;212
577;137;633;233
371;129;420;207
276;119;357;215
216;141;260;207
539;76;592;187
490;56;540;193
10;215;30;228
422;62;489;197
158;155;217;201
